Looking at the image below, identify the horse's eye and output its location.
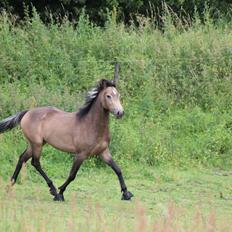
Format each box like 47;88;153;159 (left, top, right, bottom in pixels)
106;95;112;100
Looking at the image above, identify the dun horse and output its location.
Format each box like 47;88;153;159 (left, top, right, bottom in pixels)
0;64;133;201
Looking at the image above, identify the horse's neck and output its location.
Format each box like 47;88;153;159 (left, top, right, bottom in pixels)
87;97;109;135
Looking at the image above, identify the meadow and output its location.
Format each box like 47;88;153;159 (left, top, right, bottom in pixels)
1;165;232;231
0;9;232;231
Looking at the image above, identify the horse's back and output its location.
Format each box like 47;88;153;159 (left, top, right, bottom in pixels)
20;107;73;145
21;107;62;125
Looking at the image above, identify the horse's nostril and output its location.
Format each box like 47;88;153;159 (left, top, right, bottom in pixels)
114;109;124;118
116;110;124;118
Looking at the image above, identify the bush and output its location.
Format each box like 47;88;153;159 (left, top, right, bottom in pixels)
0;10;232;181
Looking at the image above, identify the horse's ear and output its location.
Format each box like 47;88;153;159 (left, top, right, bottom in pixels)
113;63;119;85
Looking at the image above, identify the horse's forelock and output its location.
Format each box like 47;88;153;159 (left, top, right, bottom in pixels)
98;79;116;90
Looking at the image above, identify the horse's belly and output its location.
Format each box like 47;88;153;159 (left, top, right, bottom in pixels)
45;133;76;153
49;141;76;153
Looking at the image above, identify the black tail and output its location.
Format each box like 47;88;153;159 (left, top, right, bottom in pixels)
0;110;28;133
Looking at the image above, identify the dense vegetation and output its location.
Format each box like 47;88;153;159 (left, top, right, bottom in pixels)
0;8;231;232
0;0;231;25
0;9;232;182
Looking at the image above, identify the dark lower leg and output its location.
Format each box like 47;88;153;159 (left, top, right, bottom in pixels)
107;159;127;192
11;149;31;184
31;158;57;197
58;156;85;195
106;158;133;200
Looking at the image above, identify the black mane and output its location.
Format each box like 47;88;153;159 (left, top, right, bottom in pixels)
77;79;116;119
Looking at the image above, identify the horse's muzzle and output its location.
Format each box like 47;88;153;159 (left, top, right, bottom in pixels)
115;110;124;119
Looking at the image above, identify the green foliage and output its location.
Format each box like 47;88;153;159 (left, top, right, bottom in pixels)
0;10;232;181
0;0;231;25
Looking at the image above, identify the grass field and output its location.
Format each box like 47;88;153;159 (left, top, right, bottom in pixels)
1;163;232;231
0;9;232;232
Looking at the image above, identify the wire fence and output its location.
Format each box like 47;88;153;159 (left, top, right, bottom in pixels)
0;48;232;65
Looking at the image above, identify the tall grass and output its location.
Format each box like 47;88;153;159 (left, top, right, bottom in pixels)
0;9;232;179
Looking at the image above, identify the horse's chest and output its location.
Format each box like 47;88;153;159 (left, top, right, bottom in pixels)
74;129;110;155
89;133;110;155
90;140;108;155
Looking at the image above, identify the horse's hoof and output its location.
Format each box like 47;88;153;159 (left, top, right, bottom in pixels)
50;188;58;197
121;191;134;200
53;194;65;201
10;178;16;186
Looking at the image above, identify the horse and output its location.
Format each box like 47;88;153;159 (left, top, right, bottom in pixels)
0;64;133;201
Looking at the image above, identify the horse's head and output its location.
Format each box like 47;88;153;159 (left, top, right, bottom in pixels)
101;84;124;119
100;64;124;119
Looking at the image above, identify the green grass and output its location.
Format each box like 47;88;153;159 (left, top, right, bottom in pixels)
0;164;232;231
0;9;232;231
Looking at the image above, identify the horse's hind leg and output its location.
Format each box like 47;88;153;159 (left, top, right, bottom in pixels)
11;147;32;185
30;143;59;199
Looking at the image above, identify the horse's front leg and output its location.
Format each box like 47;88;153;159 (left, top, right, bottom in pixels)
55;152;87;201
101;148;133;200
